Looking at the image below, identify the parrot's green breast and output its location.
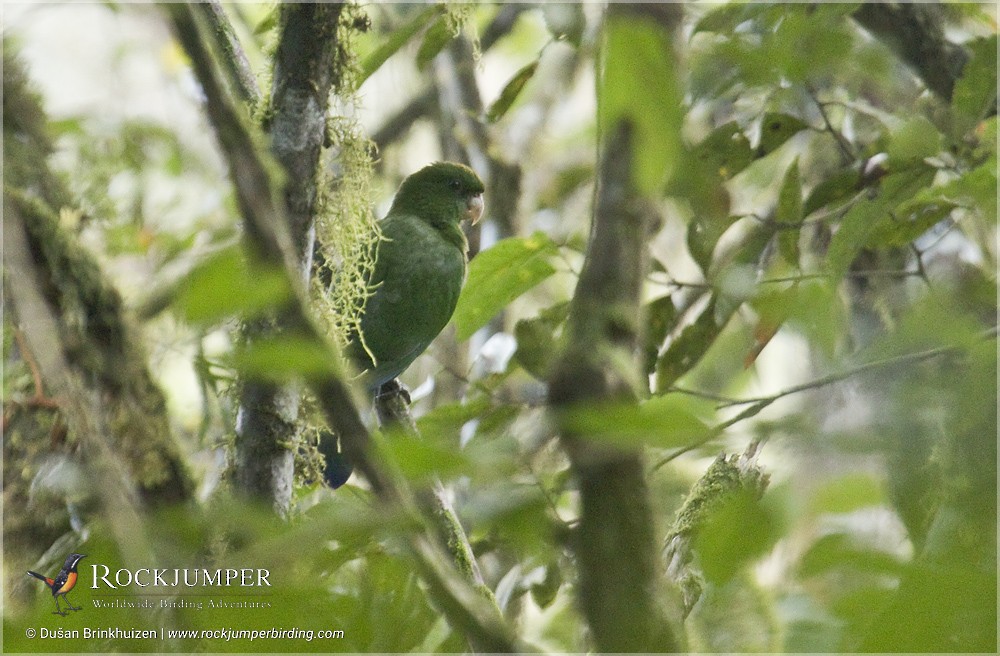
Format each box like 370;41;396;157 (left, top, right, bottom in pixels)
349;212;466;389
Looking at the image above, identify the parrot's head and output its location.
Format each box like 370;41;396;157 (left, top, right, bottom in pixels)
391;161;486;227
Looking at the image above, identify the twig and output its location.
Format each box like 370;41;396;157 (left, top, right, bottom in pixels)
655;326;998;469
807;85;854;164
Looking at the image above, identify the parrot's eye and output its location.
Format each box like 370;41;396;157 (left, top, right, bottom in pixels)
448;179;462;192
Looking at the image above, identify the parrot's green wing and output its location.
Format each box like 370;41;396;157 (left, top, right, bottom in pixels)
324;161;484;488
346;211;468;390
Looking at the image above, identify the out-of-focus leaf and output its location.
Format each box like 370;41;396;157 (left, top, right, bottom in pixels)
358;5;443;86
825;165;935;279
233;336;338;381
751;280;844;357
809;473;886;515
530;563;563;609
694;121;756;179
416;397;491;439
687;214;740;273
798;533;905;578
758;112;809;157
174;245;291;325
776;158;803;267
692;3;778;35
867;200;956;247
695;489;781;583
485;60;538;123
416;16;451;70
541;3;585;46
454;232;559;340
463;486;551;550
952;35;998;134
643;295;676;375
383;433;469;482
887;116;942;164
513;301;569;380
563;394;712;450
804;166;862;217
599;12;683;195
253;7;278;35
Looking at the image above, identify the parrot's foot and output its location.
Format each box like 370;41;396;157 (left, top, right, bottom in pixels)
376;379;411;405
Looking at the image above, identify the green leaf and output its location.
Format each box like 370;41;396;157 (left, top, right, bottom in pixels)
825;165;935;279
643;295;676;375
358;5;444;87
253;7;278;35
758;113;809;157
692;3;777;35
233;336;339;382
513;301;569;380
804;166;861;217
174;245;291;325
599;13;683;195
798;533;904;578
695;489;781;583
887;116;942;164
485;60;538;123
541;3;585;46
693;121;756;179
416;397;491;440
867;200;956;247
454;232;559;340
776;158;803;225
416;16;452;70
952;35;998;134
687;214;740;273
809;473;886;515
562;394;712;450
384;434;469;482
776;159;803;267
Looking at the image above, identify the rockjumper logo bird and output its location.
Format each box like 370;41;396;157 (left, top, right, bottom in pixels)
27;553;86;616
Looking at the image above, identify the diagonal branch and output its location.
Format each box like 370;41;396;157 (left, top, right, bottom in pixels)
166;4;520;650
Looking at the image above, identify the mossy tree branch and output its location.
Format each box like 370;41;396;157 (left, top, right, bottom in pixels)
195;0;261;108
548;120;678;652
191;1;343;512
2;51;193;506
166;5;521;649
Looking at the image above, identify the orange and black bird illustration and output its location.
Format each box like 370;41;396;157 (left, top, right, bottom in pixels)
27;553;86;616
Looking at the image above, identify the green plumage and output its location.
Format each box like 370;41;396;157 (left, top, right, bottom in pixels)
348;161;485;391
325;162;484;487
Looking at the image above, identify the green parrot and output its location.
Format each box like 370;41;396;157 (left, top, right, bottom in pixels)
322;161;485;487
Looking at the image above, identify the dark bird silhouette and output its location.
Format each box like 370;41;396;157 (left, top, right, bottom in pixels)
27;553;86;616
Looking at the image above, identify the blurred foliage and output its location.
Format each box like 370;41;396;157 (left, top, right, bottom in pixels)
4;2;997;653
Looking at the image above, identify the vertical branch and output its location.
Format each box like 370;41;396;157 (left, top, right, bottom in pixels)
224;2;343;512
548;121;678;652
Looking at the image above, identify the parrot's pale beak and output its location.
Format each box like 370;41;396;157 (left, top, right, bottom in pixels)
465;193;484;225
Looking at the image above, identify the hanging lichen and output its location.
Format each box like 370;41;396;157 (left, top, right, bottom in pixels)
445;2;481;63
310;4;381;358
313;119;380;354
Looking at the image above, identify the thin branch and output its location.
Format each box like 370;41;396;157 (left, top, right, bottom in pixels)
195;0;261;107
807;85;854;164
371;4;528;155
655;326;998;469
